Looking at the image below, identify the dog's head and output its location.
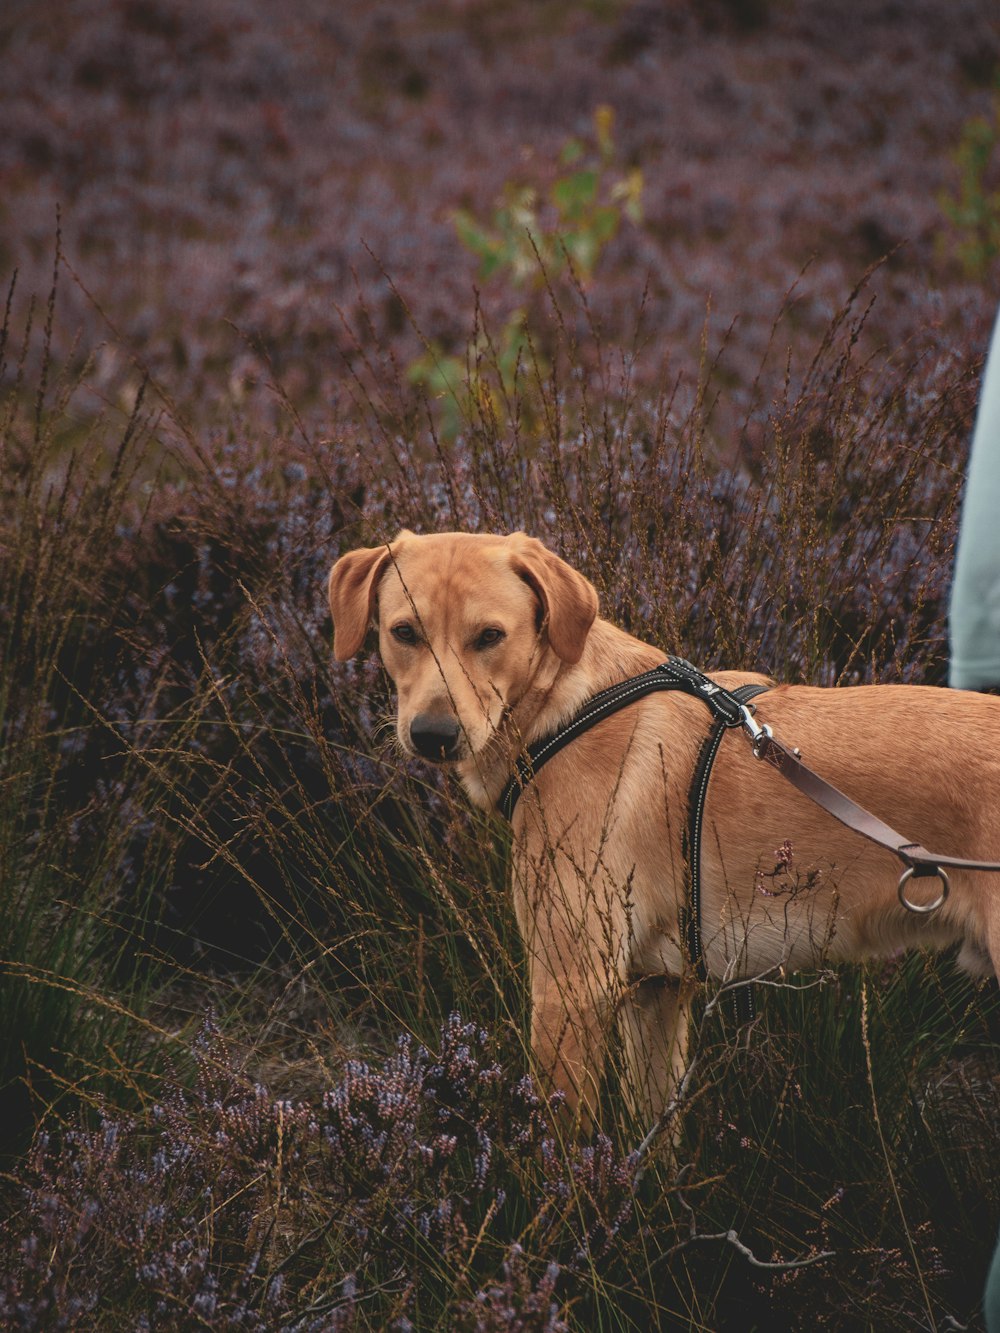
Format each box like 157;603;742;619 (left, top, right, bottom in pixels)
327;530;598;765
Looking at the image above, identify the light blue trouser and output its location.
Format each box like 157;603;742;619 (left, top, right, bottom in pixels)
949;309;1000;1330
987;1224;1000;1333
950;311;1000;689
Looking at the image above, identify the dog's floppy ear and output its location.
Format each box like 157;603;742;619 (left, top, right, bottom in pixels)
510;535;599;664
327;541;395;660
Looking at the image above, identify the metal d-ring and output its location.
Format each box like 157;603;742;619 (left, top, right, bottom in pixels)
897;865;950;915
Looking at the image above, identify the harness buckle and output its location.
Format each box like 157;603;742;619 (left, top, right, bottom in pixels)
740;704;773;758
700;680;745;726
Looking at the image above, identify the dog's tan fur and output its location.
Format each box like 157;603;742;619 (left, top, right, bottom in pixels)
329;530;1000;1127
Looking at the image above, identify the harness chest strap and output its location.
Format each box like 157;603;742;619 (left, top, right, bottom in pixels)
499;656;765;820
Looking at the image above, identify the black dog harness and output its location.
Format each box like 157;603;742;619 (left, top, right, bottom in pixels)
498;656;770;1021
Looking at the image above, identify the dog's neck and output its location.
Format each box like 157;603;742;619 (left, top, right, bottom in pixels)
456;616;663;809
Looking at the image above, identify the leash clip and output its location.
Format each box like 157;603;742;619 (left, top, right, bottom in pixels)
740;704;773;758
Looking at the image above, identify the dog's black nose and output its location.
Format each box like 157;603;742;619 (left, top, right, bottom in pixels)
409;714;462;762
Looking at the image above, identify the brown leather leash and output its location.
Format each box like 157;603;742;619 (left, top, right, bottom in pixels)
740;703;1000;914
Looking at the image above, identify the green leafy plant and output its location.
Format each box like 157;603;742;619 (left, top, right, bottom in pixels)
408;105;643;439
939;74;1000;276
451;104;643;290
407;307;534;446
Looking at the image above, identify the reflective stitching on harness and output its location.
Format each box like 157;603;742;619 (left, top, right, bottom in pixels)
686;683;770;1022
499;664;696;821
686;721;725;979
522;677;665;770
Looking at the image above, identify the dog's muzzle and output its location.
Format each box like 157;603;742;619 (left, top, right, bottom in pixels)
409;713;462;762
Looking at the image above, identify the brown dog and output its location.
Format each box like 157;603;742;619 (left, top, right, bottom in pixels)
328;529;1000;1128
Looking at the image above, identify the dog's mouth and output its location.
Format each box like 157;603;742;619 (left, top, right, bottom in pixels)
414;746;463;766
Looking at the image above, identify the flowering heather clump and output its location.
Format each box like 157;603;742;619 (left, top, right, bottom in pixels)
458;1245;568;1333
2;1016;315;1330
0;1014;642;1330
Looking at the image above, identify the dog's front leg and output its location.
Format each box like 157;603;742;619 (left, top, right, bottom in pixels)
513;837;624;1134
528;962;609;1135
617;976;692;1132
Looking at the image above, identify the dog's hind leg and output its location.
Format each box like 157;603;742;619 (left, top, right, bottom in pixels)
617;976;692;1132
954;872;1000;980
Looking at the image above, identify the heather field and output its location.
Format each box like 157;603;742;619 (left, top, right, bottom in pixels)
3;1;1000;1328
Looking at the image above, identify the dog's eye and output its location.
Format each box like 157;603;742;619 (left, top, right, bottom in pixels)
392;623;418;645
476;627;505;650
